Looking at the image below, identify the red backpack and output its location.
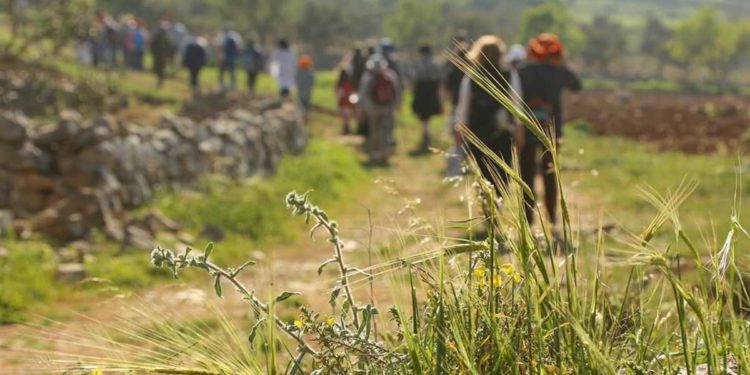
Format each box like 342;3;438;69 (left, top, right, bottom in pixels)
369;72;396;105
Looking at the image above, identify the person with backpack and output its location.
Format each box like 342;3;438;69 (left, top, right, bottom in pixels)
242;40;264;95
151;22;172;88
410;44;443;153
296;54;315;121
336;57;357;135
183;35;208;96
359;54;400;166
218;23;242;91
453;35;516;190
518;33;582;225
270;38;297;98
355;44;378;137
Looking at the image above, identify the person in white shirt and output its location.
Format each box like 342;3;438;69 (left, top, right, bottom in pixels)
270;38;297;98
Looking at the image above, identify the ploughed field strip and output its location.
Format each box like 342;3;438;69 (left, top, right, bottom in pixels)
566;89;750;153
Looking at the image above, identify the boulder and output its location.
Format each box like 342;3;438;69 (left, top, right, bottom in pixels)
0;111;30;145
55;263;87;282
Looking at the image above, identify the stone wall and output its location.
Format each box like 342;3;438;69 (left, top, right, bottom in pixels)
0;100;306;243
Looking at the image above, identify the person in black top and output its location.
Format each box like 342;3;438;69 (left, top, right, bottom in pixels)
182;36;208;95
411;45;443;152
518;33;582;225
442;31;470;109
454;35;515;190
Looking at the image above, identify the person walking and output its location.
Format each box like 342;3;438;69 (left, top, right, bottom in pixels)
454;35;516;190
217;23;242;91
270;38;297;98
359;55;400;166
506;44;526;100
443;32;471;176
335;58;357;135
350;45;367;89
122;18;137;69
410;44;442;153
151;22;172;88
296;54;316;121
133;19;148;70
242;40;264;95
183;35;208;96
518;33;582;225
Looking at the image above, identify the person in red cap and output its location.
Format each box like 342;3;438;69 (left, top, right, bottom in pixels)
296;54;315;121
518;33;581;226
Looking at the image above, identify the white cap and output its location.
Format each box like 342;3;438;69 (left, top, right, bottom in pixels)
507;44;527;63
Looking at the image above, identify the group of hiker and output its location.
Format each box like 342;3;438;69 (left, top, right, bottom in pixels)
335;32;580;225
79;11;189;77
77;11;316;113
175;26;316;117
78;13;579;225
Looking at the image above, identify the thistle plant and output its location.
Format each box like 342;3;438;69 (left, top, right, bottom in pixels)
148;192;411;374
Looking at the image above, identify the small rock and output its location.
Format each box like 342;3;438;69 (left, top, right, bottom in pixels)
0;111;30;145
200;224;225;242
124;224;154;249
56;263;87;282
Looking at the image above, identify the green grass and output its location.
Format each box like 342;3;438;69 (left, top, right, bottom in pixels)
0;242;58;324
563;120;749;241
150;140;369;264
583;76;750;96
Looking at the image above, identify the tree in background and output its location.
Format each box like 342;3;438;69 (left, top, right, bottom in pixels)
383;0;443;49
518;2;584;57
291;1;346;53
668;6;750;83
2;0;95;57
667;6;721;78
217;0;293;42
581;15;626;75
640;17;672;78
703;21;750;83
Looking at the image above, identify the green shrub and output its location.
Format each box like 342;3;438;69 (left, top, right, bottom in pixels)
0;242;58;324
152;140;367;247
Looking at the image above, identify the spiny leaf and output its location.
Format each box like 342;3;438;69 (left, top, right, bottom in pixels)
204;242;215;260
275;291;301;303
230;260;257;277
318;258;338;275
248;317;266;344
330;285;342;307
213;274;222;298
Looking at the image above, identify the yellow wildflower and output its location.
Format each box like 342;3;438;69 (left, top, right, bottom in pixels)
473;266;486;278
492;274;502;288
500;263;514;276
513;272;522;284
294;320;305;329
325;316;335;327
545;364;559;374
476;277;486;287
